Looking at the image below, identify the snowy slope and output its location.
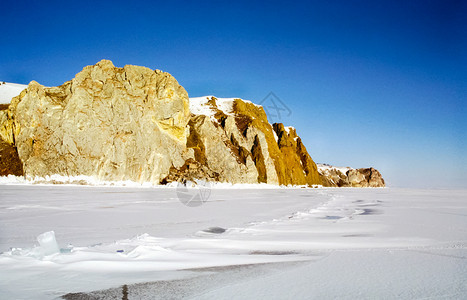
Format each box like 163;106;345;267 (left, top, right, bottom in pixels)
0;82;27;104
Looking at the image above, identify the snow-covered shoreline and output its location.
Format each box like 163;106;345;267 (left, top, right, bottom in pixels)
0;174;321;189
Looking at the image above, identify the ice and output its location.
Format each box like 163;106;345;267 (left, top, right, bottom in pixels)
0;186;465;299
36;231;60;256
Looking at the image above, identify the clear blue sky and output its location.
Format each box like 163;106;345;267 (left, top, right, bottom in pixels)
1;0;466;188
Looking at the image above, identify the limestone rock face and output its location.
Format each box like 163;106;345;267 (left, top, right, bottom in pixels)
317;164;385;187
3;60;192;182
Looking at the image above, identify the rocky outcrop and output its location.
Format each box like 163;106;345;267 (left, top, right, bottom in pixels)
317;164;385;187
1;60;192;183
0;60;384;187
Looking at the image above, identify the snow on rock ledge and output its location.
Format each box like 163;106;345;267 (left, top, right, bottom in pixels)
0;82;27;104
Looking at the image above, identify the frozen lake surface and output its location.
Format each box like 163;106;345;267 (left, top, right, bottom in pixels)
0;185;465;299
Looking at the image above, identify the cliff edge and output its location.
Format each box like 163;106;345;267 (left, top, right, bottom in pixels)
0;61;384;187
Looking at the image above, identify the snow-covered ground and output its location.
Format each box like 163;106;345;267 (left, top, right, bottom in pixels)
0;82;27;104
0;184;465;299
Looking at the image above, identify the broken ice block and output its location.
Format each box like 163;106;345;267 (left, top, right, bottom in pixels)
37;231;60;255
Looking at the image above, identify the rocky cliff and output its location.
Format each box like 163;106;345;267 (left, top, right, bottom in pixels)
0;60;384;187
317;164;385;187
166;96;323;186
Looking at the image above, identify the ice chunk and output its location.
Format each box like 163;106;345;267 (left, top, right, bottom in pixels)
60;244;74;254
36;231;60;255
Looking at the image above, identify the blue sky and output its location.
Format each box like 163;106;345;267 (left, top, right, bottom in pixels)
1;0;466;188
